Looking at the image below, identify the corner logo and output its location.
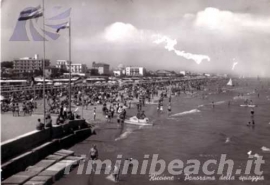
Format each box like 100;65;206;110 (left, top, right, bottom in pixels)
10;6;71;41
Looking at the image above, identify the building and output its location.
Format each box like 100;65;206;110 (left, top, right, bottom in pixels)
113;69;126;77
113;70;122;77
92;62;110;75
125;67;145;76
69;63;87;73
179;71;186;76
113;64;126;76
55;60;69;70
55;60;87;73
156;70;176;77
13;57;50;73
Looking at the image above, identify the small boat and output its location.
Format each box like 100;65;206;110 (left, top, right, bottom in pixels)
227;78;233;86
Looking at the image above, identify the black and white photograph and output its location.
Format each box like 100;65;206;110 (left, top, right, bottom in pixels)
1;0;270;184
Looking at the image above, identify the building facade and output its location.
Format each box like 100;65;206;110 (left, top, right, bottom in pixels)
125;67;145;76
156;70;176;77
13;58;50;73
55;60;69;70
113;70;122;76
69;64;87;73
92;62;110;75
56;60;87;73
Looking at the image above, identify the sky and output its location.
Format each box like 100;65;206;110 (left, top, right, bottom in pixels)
1;0;270;77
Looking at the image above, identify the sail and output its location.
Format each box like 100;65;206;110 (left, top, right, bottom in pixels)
227;78;233;86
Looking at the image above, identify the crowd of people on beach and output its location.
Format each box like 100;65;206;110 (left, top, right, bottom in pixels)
0;77;229;127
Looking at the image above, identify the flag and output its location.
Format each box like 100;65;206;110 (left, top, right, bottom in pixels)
18;5;43;21
56;22;69;33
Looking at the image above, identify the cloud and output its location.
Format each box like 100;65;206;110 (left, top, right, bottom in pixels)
152;34;210;64
103;22;210;64
192;7;270;34
104;22;144;42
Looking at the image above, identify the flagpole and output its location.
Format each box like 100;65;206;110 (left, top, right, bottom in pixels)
42;0;46;123
69;17;71;112
81;90;84;118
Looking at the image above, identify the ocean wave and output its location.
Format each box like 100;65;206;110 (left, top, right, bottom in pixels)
145;101;158;105
171;109;200;117
215;101;226;105
233;96;250;100
115;129;133;141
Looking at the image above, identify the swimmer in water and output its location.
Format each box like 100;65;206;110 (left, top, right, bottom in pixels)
160;100;164;111
167;103;172;115
136;110;146;120
140;111;146;119
89;145;98;168
89;145;98;159
136;111;141;119
112;162;120;182
250;108;255;125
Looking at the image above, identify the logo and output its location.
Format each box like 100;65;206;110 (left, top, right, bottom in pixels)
62;154;265;182
10;6;71;41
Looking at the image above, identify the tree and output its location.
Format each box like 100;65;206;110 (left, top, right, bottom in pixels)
34;69;43;77
1;61;13;68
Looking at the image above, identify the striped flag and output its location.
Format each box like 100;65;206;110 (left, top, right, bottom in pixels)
18;5;43;21
56;22;69;33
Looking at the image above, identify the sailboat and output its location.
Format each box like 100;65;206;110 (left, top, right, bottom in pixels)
227;78;233;86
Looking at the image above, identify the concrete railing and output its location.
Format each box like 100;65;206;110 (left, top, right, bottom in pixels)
1;119;87;163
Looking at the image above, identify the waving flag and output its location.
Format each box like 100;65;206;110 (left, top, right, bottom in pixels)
18;5;43;21
56;22;69;33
